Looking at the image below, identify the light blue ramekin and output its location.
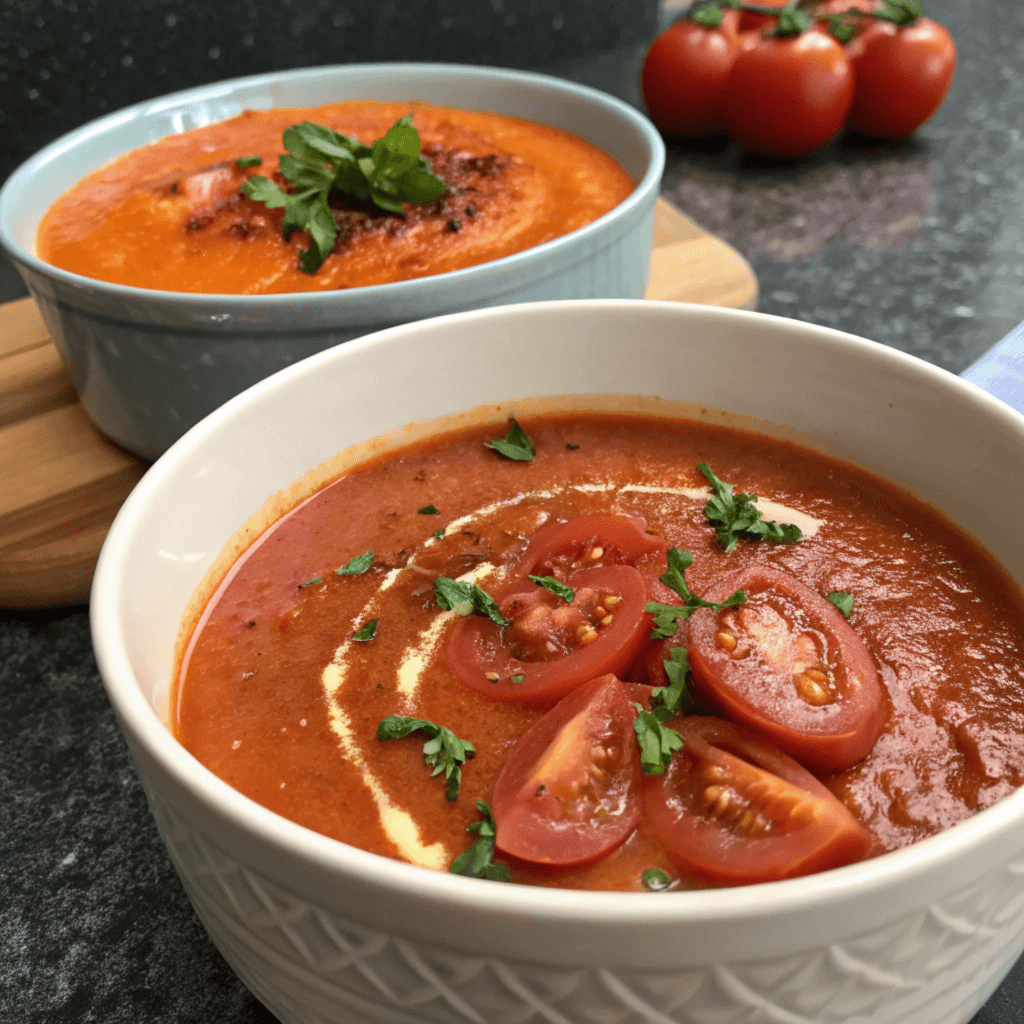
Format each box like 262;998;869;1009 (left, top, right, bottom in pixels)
0;63;664;459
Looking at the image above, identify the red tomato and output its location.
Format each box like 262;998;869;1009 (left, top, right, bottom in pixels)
846;17;956;138
493;675;645;866
447;564;651;704
640;11;742;136
723;29;854;158
687;565;886;772
516;514;669;580
644;716;872;885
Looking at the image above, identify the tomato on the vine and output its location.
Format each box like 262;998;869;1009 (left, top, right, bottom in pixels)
643;716;872;885
492;675;647;866
845;16;956;138
687;565;886;773
447;564;652;705
640;10;742;136
722;28;854;158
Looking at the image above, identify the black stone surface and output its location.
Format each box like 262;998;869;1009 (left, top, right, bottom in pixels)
3;1;1024;1021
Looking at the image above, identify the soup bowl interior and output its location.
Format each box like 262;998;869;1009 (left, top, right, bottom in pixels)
92;300;1024;1024
0;63;663;459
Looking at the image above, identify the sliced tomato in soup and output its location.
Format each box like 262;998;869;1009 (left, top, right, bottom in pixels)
644;716;872;886
492;675;646;866
447;564;650;704
688;565;885;772
517;514;669;579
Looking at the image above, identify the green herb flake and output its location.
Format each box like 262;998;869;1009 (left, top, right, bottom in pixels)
449;799;511;880
352;618;379;641
297;576;323;589
641;867;675;891
418;504;440;515
566;443;580;451
697;461;802;552
376;715;475;801
235;155;263;168
434;577;510;626
633;703;685;775
827;591;854;617
485;418;535;462
241;114;447;274
433;529;446;540
645;548;746;639
651;648;694;719
527;575;575;604
510;673;525;684
336;550;374;576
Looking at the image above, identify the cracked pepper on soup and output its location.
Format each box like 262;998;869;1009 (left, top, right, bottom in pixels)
36;101;634;294
172;407;1024;890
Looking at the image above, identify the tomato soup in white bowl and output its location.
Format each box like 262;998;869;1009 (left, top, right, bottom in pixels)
91;300;1024;1024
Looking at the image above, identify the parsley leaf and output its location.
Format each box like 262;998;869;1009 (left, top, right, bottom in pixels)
697;461;802;552
376;715;475;801
352;619;378;641
527;575;575;603
644;548;746;639
418;505;439;515
633;703;685;775
434;577;510;626
827;591;854;617
297;576;323;589
485;418;535;461
449;799;512;880
240;115;447;274
433;529;445;540
336;550;374;576
235;155;263;168
641;867;675;891
651;647;694;719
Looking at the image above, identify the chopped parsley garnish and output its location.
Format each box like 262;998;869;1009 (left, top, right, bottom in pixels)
434;577;510;626
433;529;446;540
641;867;675;891
645;548;746;639
376;715;475;801
633;703;685;775
240;115;447;274
418;505;440;515
698;461;802;552
510;673;525;684
527;575;575;603
485;418;535;461
336;550;374;576
352;619;379;641
235;155;263;168
449;799;511;880
652;647;695;718
297;576;323;589
566;443;580;450
827;591;854;617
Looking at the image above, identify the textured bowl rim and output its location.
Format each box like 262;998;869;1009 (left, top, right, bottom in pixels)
91;299;1024;927
0;61;664;307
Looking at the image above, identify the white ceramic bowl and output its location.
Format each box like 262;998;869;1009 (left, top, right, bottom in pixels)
0;64;663;460
91;300;1024;1024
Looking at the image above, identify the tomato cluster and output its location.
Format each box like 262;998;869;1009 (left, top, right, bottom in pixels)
445;514;886;885
640;0;956;158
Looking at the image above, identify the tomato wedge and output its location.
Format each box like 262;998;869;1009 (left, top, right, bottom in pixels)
447;564;651;704
644;717;871;886
516;514;669;580
688;566;885;773
492;675;646;866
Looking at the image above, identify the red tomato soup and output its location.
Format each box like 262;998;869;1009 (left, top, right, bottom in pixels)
36;101;634;295
173;412;1024;891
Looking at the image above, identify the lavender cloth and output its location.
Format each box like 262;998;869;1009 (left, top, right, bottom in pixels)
961;321;1024;414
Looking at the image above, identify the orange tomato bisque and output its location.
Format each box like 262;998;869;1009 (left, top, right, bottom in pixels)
36;101;635;295
172;410;1024;892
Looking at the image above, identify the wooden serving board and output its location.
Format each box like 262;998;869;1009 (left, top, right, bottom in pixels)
0;198;757;609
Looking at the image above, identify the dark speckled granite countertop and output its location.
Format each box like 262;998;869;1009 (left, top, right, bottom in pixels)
3;1;1024;1020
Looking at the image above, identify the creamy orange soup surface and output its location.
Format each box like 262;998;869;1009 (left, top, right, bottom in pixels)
173;409;1024;891
37;101;634;294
